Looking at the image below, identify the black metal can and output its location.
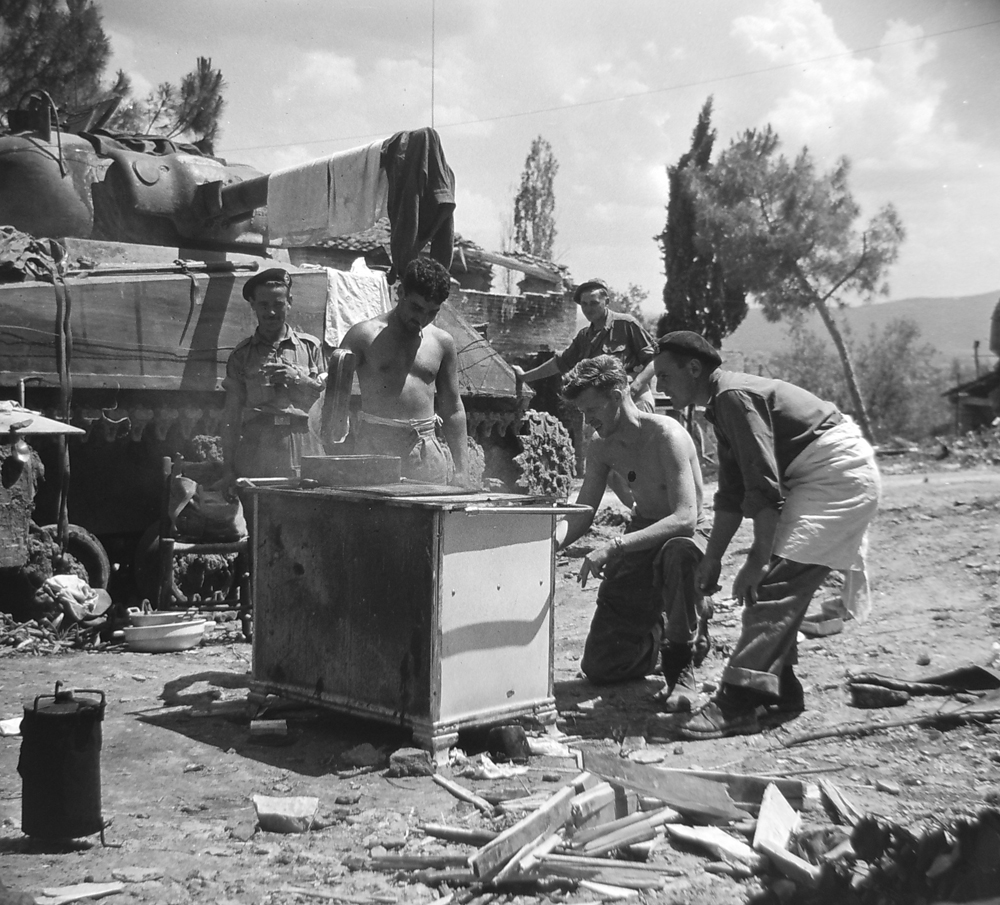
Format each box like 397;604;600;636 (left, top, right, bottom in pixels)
18;682;105;839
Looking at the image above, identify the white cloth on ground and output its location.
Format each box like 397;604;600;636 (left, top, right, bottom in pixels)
772;418;881;621
267;141;388;246
323;258;392;347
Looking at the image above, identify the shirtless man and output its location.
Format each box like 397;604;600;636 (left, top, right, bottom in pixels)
557;355;710;702
340;257;468;485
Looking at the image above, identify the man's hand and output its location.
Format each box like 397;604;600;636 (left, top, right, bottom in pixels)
262;361;302;386
211;468;239;502
732;555;769;607
695;555;723;596
577;543;616;588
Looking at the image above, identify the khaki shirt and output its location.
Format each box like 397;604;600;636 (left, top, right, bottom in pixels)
223;326;324;423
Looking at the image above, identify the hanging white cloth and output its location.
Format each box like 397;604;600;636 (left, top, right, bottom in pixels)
267;141;388;246
323;258;392;347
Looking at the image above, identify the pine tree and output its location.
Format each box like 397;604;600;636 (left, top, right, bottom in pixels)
657;97;747;347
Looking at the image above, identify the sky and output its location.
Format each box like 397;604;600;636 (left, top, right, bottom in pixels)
96;0;1000;318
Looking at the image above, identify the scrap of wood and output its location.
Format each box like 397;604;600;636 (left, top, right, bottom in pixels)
470;773;594;879
516;830;565;873
784;706;1000;747
654;767;805;810
409;869;478;886
495;791;552;814
421;823;497;845
753;783;802;854
570;782;617;827
582;751;747;824
492;830;548;883
369;853;470;870
757;841;822;889
278;886;397;903
36;883;125;905
579;879;640;899
582;806;682;857
665;824;767;872
432;774;494;816
570;808;664;848
540;854;683;875
818;779;864;827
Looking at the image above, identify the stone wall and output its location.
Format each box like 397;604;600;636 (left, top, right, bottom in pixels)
452;289;578;364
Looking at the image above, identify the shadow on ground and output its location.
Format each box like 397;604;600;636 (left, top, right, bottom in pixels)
136;670;413;777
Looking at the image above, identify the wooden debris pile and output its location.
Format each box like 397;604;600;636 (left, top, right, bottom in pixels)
356;750;829;902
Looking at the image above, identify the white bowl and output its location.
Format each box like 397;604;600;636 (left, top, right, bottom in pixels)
123;620;206;652
128;609;199;627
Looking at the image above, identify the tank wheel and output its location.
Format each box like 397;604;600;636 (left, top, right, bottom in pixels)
41;524;112;590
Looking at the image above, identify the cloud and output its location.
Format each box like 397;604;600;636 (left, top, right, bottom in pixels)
277;52;362;102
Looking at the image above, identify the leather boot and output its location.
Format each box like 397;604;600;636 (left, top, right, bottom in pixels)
656;642;698;711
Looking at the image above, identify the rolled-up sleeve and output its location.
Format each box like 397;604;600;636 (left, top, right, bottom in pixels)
712;390;783;518
554;329;588;373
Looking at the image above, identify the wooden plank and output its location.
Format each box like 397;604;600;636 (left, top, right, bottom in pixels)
432;774;494;816
654;767;805;809
420;823;497;845
818;779;864;827
753;783;801;854
469;773;593;879
756;841;822;888
582;751;747;824
582;806;682;857
569;782;616;827
569;808;659;848
665;824;767;872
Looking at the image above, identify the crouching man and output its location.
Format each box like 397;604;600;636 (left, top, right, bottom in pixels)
556;355;711;706
654;331;881;739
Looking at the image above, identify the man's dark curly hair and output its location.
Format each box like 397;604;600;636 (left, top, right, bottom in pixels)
562;355;629;401
402;257;452;304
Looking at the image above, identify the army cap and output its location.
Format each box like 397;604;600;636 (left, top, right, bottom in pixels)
242;267;292;302
572;278;610;303
656;331;723;368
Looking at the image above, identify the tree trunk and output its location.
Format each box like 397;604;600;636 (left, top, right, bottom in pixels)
811;299;875;443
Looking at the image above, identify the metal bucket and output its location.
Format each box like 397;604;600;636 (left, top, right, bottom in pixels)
18;682;105;839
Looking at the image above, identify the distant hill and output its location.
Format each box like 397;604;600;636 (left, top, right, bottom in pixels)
723;290;1000;371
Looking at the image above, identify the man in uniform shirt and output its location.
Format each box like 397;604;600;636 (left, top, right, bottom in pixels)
653;331;881;738
221;268;325;481
513;278;656;410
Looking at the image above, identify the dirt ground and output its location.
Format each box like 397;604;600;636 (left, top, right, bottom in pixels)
2;463;1000;904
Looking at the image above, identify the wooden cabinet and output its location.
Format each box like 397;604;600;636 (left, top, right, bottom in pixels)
249;487;580;755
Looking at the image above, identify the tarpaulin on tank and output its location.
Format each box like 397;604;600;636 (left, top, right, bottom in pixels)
0;227;62;284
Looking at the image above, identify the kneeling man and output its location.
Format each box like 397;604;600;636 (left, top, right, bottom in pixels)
654;331;881;738
557;355;710;704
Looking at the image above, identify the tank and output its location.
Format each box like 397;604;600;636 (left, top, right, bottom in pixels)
0;109;525;592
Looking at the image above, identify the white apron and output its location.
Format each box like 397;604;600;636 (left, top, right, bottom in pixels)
773;419;881;621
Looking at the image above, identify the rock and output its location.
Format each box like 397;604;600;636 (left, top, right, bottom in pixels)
875;779;901;795
916;652;931;666
335;791;362;805
342;743;382;767
252;794;319;833
386;747;434;777
380;835;407;850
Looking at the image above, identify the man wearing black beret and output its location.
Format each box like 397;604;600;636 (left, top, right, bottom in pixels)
220;268;326;480
513;278;657;411
653;330;881;738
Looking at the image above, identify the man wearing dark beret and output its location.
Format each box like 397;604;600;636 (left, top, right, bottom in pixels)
653;330;881;738
220;268;326;480
513;278;657;411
